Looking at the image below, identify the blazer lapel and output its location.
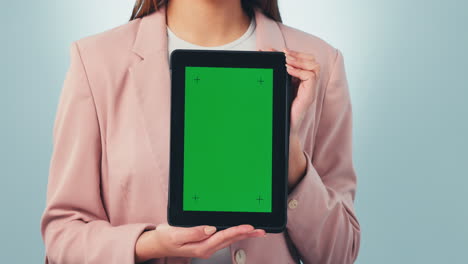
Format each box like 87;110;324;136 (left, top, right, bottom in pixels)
254;7;287;51
128;5;287;197
128;6;171;198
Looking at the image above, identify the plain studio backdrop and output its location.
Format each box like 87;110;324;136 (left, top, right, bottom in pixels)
1;0;467;263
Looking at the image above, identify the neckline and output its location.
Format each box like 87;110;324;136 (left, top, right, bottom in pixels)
166;17;256;50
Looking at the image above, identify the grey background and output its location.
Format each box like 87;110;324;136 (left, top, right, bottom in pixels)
1;0;467;263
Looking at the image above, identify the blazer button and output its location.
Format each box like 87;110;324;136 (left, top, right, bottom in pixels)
288;199;298;209
234;249;246;264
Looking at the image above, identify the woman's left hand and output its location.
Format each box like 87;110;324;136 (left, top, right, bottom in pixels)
260;47;321;190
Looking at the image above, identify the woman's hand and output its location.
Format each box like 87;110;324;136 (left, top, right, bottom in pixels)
260;48;320;190
284;48;320;136
135;223;265;263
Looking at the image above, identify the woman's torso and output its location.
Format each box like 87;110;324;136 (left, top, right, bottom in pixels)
70;5;336;264
166;14;257;264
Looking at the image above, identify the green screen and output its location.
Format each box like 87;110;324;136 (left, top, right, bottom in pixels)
183;66;273;212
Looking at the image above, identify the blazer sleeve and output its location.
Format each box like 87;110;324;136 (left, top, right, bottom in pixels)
40;42;156;264
285;49;361;264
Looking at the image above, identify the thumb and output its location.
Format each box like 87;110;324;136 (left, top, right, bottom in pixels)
175;225;217;244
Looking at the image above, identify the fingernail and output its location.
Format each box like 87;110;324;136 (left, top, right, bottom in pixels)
286;55;296;61
204;226;216;235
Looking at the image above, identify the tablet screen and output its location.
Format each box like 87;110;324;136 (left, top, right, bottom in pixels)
183;66;273;213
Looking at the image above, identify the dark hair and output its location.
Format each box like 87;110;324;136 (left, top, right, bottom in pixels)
129;0;282;22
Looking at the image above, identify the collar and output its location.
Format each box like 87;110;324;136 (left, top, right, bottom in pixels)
132;5;286;58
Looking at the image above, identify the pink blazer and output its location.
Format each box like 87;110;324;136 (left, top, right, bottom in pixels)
40;6;360;264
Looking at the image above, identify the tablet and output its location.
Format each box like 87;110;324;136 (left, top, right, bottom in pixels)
168;49;291;233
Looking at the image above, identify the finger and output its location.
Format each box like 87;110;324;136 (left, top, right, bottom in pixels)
283;48;315;60
198;229;264;259
218;229;265;248
282;48;320;77
200;225;254;248
214;229;266;251
181;225;254;253
183;227;264;259
172;225;217;245
286;63;318;82
285;55;320;72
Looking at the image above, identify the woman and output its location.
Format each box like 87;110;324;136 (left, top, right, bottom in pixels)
40;0;361;263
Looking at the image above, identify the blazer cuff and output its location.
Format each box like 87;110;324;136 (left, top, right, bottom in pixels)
114;223;157;263
286;150;328;229
85;222;157;264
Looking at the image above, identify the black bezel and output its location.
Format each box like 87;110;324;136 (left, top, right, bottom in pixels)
168;49;291;233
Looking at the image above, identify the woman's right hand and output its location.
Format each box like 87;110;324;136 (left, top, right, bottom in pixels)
135;223;266;263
